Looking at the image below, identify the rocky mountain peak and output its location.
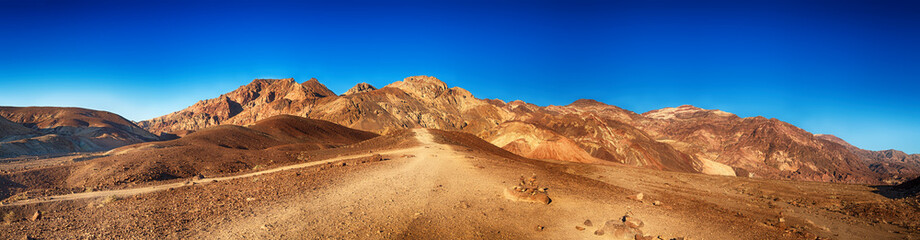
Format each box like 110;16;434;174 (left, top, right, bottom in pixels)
343;82;378;95
300;78;336;97
815;134;853;148
568;99;607;107
385;75;449;98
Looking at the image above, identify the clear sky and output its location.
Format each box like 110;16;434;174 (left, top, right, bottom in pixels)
0;0;918;153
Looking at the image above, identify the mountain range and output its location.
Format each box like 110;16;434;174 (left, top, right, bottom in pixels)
124;76;919;184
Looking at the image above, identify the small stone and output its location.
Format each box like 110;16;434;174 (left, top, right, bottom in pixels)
635;235;656;240
635;193;644;201
594;229;605;236
29;211;41;221
575;226;585;231
623;216;644;229
535;225;544;231
653;201;662;206
584;219;593;226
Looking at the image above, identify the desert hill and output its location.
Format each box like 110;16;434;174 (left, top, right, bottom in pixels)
0;107;160;158
135;76;920;184
0;115;380;200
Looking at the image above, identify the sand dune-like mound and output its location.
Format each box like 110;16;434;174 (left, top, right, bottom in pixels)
248;115;378;145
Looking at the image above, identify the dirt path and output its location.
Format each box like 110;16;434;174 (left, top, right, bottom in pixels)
4;146;425;206
206;128;518;239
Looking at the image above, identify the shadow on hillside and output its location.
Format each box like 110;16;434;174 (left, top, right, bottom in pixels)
871;185;908;199
872;178;919;200
0;176;27;201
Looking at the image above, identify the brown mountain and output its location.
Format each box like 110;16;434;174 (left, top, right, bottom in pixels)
137;76;920;184
137;78;336;137
138;76;696;173
0;107;159;158
816;134;920;184
637;105;882;183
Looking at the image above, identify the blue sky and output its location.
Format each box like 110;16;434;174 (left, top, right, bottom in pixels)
0;0;918;153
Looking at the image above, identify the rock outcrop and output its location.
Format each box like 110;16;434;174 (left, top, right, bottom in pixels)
342;82;377;95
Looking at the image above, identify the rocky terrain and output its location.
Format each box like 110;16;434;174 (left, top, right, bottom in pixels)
0;107;160;158
136;76;920;184
1;128;917;239
817;134;920;184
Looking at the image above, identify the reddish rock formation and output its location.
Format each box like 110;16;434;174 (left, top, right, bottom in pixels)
816;134;920;184
137;76;920;184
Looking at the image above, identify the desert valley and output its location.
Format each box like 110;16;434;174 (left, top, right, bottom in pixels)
1;76;918;239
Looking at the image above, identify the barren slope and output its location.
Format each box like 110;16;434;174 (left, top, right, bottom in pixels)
1;129;916;239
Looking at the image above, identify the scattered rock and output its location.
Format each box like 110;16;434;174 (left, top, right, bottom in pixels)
653;201;662;206
503;175;551;204
575;226;585;231
602;221;641;240
29;211;41;221
629;192;644;201
623;215;644;229
584;219;593;226
535;225;545;231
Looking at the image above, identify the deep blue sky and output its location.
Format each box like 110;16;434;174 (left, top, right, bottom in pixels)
0;0;918;153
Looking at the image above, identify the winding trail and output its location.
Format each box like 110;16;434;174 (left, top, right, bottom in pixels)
5;145;425;207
